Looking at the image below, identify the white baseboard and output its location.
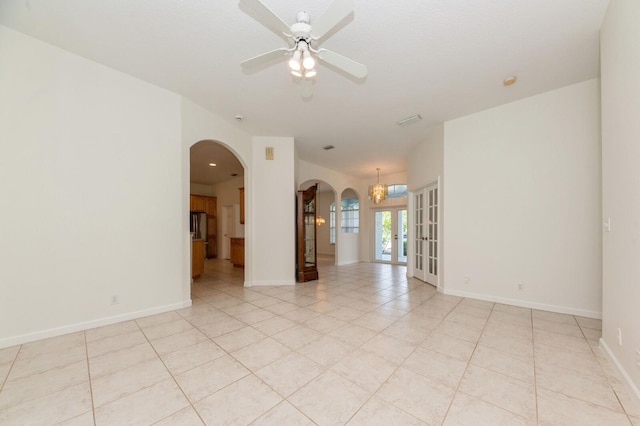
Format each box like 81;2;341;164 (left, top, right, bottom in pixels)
245;279;296;287
600;338;640;410
442;288;602;319
0;300;192;349
336;260;360;266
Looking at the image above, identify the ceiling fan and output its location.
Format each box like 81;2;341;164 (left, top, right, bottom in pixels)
239;0;368;79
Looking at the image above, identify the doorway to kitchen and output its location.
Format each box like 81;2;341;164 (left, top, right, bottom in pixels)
189;140;245;283
373;208;407;265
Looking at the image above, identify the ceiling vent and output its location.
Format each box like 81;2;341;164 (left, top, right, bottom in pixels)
396;114;422;126
323;145;335;150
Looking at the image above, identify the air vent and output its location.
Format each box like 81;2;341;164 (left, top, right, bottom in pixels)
396;114;422;126
323;145;335;150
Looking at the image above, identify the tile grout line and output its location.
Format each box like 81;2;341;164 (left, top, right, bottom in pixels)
136;316;210;425
531;307;539;425
82;331;98;426
0;344;22;395
576;317;635;422
438;298;494;425
338;284;448;423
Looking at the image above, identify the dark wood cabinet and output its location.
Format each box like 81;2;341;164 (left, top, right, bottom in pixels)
296;184;318;282
230;238;244;268
239;187;245;225
205;197;217;259
190;195;206;212
192;240;205;278
191;194;217;258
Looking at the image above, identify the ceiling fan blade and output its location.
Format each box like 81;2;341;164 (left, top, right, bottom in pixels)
241;48;290;69
312;0;354;40
240;0;291;36
317;49;367;79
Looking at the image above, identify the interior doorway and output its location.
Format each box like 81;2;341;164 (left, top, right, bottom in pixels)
373;208;407;264
413;182;439;286
221;205;234;259
189;140;245;283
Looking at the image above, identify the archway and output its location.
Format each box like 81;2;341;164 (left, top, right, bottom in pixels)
189;140;246;288
299;180;337;266
338;187;361;266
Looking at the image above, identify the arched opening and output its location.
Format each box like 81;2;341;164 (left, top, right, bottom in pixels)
337;188;361;266
299;180;336;267
189;140;246;288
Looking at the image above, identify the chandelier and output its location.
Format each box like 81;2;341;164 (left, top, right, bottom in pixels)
368;168;388;204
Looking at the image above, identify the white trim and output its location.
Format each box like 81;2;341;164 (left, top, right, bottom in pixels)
336;260;360;266
245;279;296;287
442;288;602;319
600;338;640;410
0;300;192;349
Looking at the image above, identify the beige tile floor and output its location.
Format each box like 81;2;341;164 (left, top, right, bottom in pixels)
1;257;639;425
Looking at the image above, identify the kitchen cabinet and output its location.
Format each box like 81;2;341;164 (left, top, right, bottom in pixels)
190;194;217;258
205;197;217;259
192;240;205;278
190;195;206;212
230;238;244;268
239;187;245;224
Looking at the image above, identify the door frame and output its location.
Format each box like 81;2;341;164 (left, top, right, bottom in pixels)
411;177;441;289
372;206;408;265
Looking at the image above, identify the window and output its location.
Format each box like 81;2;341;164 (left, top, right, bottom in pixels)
330;203;336;244
341;198;359;233
329;198;359;244
387;184;408;199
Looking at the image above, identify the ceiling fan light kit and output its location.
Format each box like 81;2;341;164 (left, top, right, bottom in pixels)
288;40;317;78
240;0;367;80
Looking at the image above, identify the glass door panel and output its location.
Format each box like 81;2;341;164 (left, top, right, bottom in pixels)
397;209;407;263
374;209;407;265
374;210;391;262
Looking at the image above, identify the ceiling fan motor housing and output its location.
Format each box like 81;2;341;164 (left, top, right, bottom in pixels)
295;11;310;24
290;21;312;40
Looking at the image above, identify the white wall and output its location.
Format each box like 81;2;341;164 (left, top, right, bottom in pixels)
600;0;640;402
316;190;336;256
407;125;445;280
0;26;187;346
336;188;361;266
250;137;296;286
407;125;444;192
180;101;252;287
443;79;602;318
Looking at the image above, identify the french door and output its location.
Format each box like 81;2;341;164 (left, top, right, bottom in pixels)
374;208;407;264
414;182;439;285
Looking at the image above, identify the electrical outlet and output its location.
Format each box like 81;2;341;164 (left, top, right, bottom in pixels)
636;349;640;369
518;283;525;291
110;295;119;305
617;328;622;346
464;276;470;284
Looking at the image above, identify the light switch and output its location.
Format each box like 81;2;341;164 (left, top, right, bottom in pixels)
265;146;274;160
604;217;611;232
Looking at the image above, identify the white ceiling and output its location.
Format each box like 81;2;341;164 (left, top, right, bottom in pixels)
0;0;609;182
